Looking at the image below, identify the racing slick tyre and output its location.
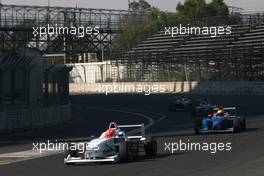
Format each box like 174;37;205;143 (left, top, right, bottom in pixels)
115;142;128;162
145;139;157;157
194;119;201;134
233;118;241;133
240;116;246;131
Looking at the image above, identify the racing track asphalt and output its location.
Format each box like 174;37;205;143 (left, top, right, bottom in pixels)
0;94;264;176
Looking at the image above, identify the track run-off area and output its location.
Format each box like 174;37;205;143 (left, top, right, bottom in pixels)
0;94;264;176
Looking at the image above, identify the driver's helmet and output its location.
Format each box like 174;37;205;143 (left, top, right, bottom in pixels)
105;128;116;138
100;122;119;139
216;107;224;115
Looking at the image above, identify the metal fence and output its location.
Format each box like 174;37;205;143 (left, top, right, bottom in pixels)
0;48;72;111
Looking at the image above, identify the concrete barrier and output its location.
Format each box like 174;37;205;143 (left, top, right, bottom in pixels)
69;81;264;95
0;104;72;133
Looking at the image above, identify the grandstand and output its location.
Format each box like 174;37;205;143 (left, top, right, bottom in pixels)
111;13;264;81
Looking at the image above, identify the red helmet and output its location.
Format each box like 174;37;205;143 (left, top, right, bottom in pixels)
105;128;116;138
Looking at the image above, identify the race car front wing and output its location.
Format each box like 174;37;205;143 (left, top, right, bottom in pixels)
64;155;118;163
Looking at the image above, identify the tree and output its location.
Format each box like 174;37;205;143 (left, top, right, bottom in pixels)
207;0;229;17
113;8;162;52
113;0;232;52
129;0;151;12
176;0;229;17
176;0;207;20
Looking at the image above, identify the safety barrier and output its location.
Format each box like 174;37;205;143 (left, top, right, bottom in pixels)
0;104;72;133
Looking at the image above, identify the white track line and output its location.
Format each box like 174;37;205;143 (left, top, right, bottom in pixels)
0;149;63;165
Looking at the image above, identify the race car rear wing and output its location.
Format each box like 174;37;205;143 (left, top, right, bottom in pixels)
213;107;236;110
213;107;237;117
118;124;146;141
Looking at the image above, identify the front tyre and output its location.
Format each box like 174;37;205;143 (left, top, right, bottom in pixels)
115;142;128;163
194;119;201;134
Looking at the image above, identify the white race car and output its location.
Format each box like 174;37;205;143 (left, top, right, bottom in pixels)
64;122;157;164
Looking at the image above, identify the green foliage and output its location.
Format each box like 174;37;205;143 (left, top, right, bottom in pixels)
176;0;207;20
113;7;164;52
176;0;229;23
207;0;229;16
113;0;232;52
129;0;151;11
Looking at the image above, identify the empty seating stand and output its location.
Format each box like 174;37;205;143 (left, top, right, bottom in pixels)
115;19;264;81
231;24;264;56
121;22;263;60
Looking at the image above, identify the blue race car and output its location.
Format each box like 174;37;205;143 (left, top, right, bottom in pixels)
194;107;246;134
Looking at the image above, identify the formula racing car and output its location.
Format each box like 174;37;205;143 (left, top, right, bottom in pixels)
194;107;246;134
64;122;157;164
168;95;192;111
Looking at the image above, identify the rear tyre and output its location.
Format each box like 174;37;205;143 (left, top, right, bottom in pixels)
240;116;246;131
145;139;157;157
233;118;241;133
